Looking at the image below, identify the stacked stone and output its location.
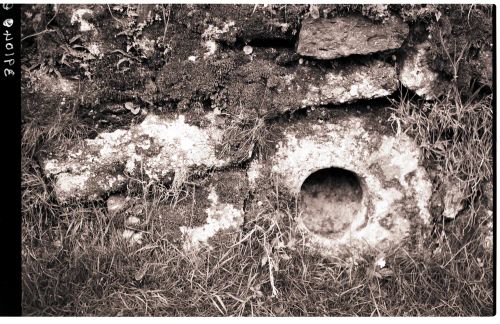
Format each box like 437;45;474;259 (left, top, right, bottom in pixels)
40;6;443;257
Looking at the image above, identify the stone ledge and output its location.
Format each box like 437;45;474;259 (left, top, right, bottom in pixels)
297;15;409;60
248;113;432;258
42;114;241;202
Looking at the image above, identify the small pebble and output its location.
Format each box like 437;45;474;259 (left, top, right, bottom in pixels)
243;45;253;55
131;232;143;245
122;229;143;245
126;216;141;226
122;229;134;240
107;195;127;214
376;257;386;269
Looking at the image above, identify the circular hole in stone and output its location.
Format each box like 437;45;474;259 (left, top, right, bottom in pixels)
300;167;364;237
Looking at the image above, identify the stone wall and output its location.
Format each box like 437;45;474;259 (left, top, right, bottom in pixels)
22;4;493;259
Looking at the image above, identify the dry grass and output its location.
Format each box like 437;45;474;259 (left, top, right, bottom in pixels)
217;115;271;163
389;81;492;232
390;88;492;196
21;180;494;315
21;115;494;315
215;91;283;164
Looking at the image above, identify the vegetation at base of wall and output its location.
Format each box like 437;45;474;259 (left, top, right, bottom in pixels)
390;86;492;215
389;12;493;225
21;162;494;315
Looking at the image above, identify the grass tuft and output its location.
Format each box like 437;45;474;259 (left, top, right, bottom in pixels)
389;84;492;226
22;161;494;315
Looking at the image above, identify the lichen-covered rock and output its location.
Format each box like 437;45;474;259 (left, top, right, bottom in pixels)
441;178;466;219
399;41;447;100
179;171;247;252
180;188;243;252
252;113;432;258
297;15;409;60
203;57;397;121
42;114;243;202
298;59;397;107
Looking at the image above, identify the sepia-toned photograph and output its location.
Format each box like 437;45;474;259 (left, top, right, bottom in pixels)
18;2;494;316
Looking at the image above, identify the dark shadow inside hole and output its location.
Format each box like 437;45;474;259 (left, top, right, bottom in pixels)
300;167;363;236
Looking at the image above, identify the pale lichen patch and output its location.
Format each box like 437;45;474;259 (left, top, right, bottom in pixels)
71;8;95;32
204;40;218;58
202;21;236;40
247;159;264;188
180;187;243;251
87;43;102;57
43;114;233;202
265;115;432;258
199;20;236;59
399;41;446;100
134;37;155;58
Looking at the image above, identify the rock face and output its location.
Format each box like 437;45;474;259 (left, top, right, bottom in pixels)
297;16;409;60
298;59;397;107
399;41;447;100
251;113;432;258
43;114;238;202
160;55;398;123
180;172;247;252
31;5;467;260
441;177;466;219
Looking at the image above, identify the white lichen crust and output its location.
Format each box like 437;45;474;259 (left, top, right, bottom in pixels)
71;8;96;32
399;41;446;100
43;115;231;202
264;115;432;258
180;186;244;251
301;60;397;107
